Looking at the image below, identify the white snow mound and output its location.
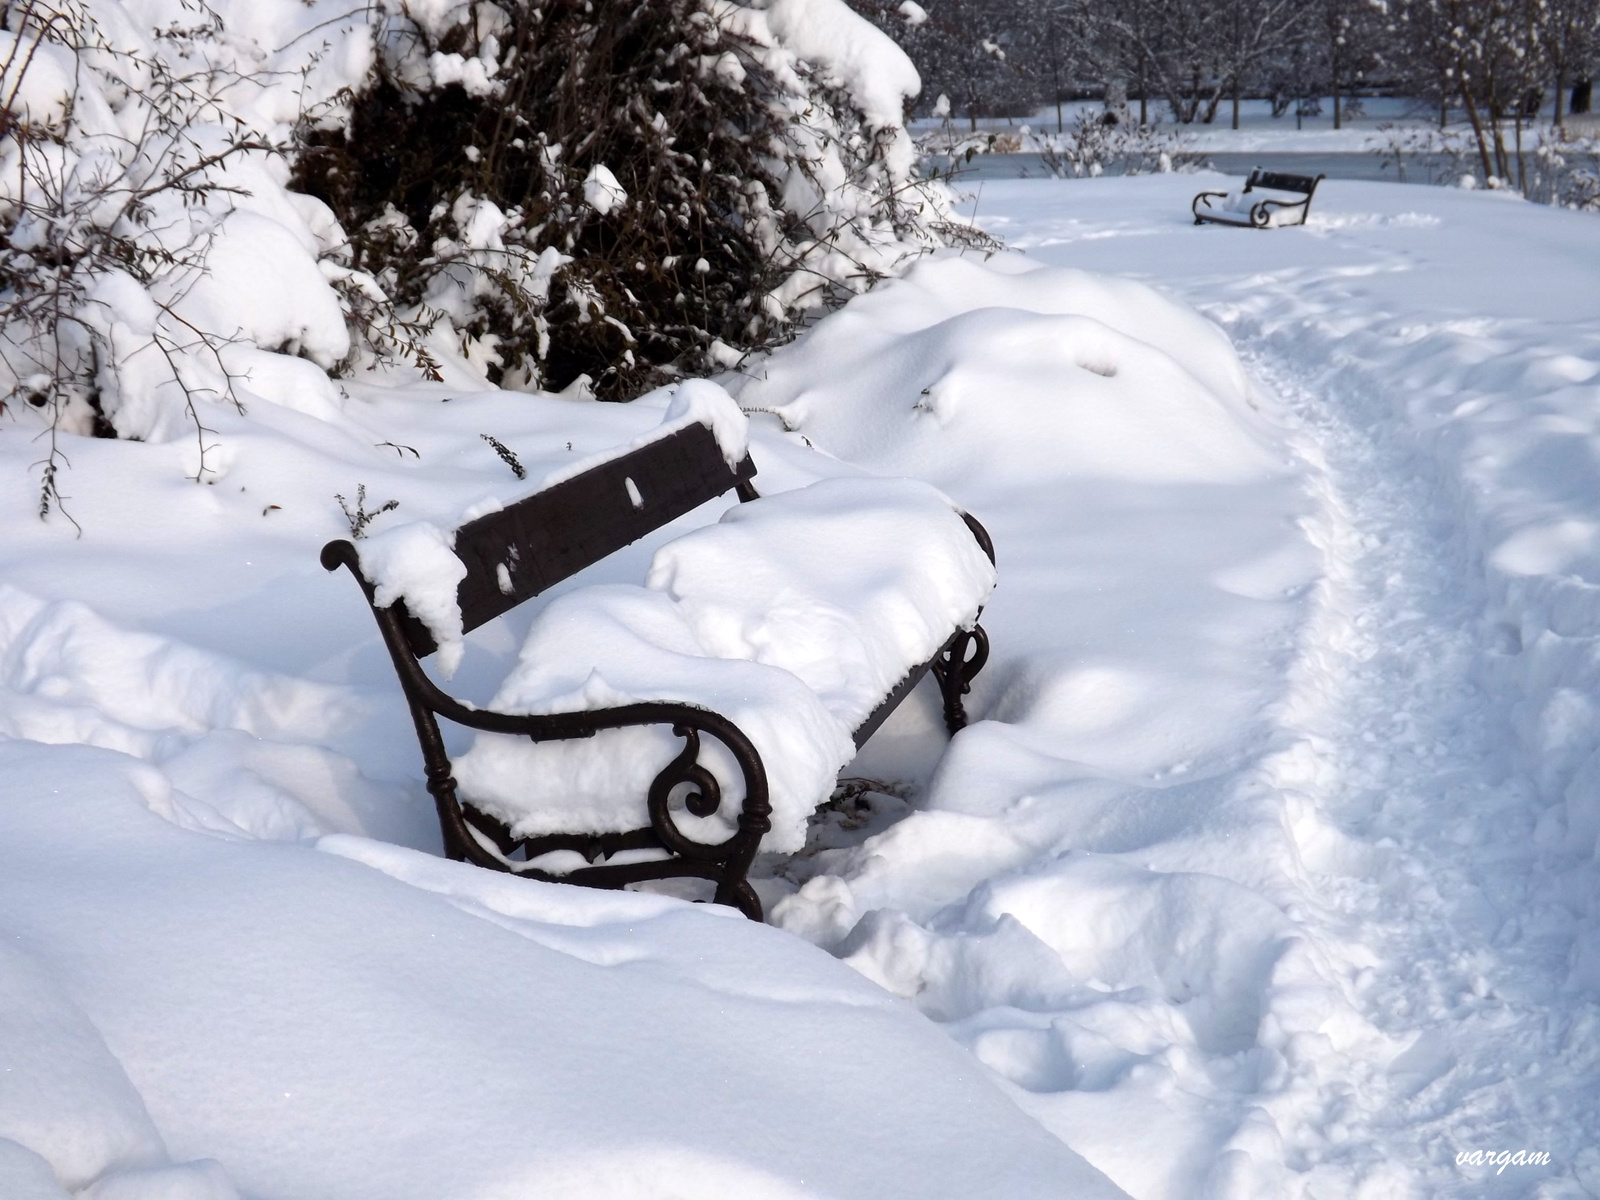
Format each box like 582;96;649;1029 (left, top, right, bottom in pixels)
728;253;1272;485
455;476;994;852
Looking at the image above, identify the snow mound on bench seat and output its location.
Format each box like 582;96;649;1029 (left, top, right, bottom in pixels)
455;585;856;853
650;476;995;729
454;476;995;853
1212;186;1311;227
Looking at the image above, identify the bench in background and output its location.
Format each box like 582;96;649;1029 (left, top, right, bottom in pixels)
1193;168;1325;228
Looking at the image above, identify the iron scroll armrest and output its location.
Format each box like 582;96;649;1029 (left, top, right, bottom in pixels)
1192;189;1228;224
321;539;772;919
1253;195;1309;227
930;509;994;732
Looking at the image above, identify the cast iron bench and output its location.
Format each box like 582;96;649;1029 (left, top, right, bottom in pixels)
1192;168;1325;228
322;417;994;921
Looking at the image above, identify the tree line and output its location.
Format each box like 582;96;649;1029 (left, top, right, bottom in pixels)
863;0;1600;140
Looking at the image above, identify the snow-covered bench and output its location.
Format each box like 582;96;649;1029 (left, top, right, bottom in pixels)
321;387;996;920
1192;168;1324;228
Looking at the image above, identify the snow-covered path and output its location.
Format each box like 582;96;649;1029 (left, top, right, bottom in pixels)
1251;347;1600;1196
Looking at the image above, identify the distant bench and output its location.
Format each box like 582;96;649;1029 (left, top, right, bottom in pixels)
1193;168;1325;228
322;407;995;921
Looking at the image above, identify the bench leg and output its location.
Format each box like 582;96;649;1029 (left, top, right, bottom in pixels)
932;624;990;735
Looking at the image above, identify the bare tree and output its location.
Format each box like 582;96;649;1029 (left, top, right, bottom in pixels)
2;0;275;524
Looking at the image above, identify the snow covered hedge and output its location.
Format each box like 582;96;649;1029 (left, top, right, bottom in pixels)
295;0;966;398
0;0;963;519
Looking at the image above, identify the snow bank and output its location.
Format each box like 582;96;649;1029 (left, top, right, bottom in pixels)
787;172;1600;1197
728;253;1272;486
0;743;1124;1200
0;581;418;848
2;335;1129;1193
456;476;994;852
0;942;166;1189
727;237;1397;1199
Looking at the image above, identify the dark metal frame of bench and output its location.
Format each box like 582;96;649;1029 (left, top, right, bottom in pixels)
1192;168;1325;228
322;419;994;921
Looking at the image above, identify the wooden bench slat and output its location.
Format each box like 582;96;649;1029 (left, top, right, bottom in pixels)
396;423;755;656
1249;169;1319;194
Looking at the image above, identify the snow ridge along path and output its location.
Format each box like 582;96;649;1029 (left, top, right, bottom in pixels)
1245;348;1600;1198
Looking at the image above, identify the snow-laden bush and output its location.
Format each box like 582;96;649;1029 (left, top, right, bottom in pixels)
292;0;965;398
1036;113;1205;179
0;0;374;520
1;1;260;512
2;0;964;524
1369;122;1600;210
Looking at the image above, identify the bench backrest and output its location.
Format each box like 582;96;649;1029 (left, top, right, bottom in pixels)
1246;169;1321;195
392;421;756;657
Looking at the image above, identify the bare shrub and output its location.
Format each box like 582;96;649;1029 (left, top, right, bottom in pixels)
1;0;273;522
1038;111;1206;178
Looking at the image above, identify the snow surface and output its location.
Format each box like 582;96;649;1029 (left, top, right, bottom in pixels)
6;51;1600;1199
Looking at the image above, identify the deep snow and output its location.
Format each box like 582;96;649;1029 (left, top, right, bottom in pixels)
5;161;1600;1200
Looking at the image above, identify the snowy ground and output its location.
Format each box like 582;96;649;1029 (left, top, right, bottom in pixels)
5;170;1600;1198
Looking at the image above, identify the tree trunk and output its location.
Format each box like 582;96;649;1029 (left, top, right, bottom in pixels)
1514;111;1526;193
1232;77;1240;130
1461;82;1495;180
1168;80;1190;123
1555;69;1565;131
1488;84;1511;181
1332;64;1342;130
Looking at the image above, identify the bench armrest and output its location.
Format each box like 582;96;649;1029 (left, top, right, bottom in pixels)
325;540;771;915
1252;196;1312;227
